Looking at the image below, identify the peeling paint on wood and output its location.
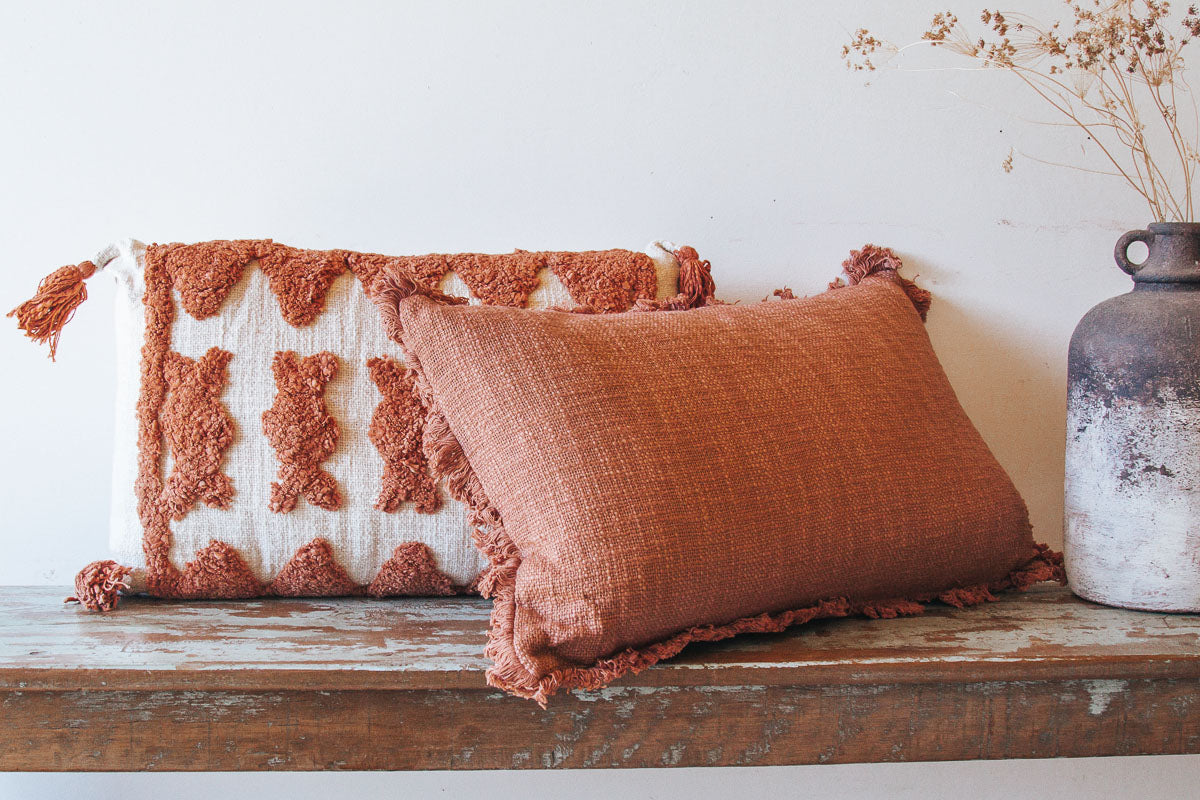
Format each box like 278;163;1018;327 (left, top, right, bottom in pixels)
2;586;1198;692
1084;679;1128;715
1;679;1197;770
0;586;1197;770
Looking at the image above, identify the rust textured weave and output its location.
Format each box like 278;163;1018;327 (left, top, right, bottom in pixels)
377;252;1062;703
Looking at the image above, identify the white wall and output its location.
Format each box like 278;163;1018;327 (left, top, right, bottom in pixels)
0;0;1194;796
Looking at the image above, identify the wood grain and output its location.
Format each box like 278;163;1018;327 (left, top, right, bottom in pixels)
1;585;1197;770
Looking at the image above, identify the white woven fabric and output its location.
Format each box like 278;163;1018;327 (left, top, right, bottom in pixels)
104;241;681;586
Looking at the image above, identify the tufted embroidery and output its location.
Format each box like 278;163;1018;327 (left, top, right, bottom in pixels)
87;240;691;608
138;245;181;594
167;540;262;599
346;252;449;299
267;538;359;597
258;244;348;327
160;240;269;320
161;347;236;520
445;250;545;307
367;356;441;513
547;250;659;312
262;351;342;513
367;542;456;597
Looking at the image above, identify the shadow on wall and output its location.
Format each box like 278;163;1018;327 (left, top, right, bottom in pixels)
911;252;1067;549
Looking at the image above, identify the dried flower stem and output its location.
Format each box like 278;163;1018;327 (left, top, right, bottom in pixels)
845;1;1200;221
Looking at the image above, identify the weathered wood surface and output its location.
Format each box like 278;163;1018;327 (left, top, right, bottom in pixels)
0;585;1197;770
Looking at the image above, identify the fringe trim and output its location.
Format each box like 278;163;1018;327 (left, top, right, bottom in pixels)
505;545;1065;706
66;560;131;612
832;244;931;321
8;261;97;360
373;269;468;345
373;247;1064;706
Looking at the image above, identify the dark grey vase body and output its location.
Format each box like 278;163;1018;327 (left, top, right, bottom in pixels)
1065;222;1200;611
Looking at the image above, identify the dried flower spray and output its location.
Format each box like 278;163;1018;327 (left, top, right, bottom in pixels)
845;1;1200;221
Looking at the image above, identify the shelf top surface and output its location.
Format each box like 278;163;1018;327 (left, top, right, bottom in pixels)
1;585;1197;692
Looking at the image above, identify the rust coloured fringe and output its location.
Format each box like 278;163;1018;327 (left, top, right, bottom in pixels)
833;244;931;321
375;244;1064;706
501;546;1064;706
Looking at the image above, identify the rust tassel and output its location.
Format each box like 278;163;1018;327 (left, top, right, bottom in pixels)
66;560;131;612
672;246;716;309
8;261;97;360
840;244;932;321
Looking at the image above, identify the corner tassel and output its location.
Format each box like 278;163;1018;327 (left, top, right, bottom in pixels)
66;560;131;612
8;261;97;360
673;246;716;309
839;244;932;321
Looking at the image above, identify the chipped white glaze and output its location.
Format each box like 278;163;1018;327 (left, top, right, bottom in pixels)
1066;386;1200;611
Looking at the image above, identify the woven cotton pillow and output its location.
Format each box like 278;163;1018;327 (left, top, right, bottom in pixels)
11;238;712;610
376;245;1064;704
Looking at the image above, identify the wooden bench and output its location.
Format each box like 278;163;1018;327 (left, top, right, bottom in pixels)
1;584;1196;770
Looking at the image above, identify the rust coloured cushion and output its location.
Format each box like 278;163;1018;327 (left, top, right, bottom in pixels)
375;246;1064;704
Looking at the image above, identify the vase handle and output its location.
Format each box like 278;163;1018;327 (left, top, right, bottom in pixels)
1115;229;1153;275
